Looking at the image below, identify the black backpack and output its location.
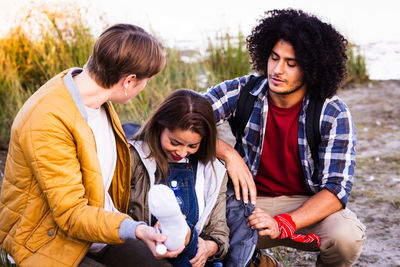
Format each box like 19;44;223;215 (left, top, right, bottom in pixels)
228;75;324;180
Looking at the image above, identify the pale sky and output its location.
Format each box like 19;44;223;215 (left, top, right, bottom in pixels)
94;0;400;49
1;0;399;79
1;0;399;48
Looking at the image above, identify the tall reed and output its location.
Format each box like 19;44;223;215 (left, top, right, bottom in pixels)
114;47;203;124
0;4;369;149
0;249;15;266
0;4;95;148
346;44;369;84
203;32;250;85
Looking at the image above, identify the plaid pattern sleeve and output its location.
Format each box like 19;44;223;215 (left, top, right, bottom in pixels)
301;95;356;206
203;75;269;176
203;76;248;125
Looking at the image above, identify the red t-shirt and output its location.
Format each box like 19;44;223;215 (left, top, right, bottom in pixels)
255;96;311;196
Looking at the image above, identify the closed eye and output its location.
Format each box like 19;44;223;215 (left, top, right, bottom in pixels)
170;140;181;146
270;52;279;61
189;144;200;149
287;60;297;67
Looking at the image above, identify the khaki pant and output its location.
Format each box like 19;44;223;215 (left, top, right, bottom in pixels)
256;195;366;267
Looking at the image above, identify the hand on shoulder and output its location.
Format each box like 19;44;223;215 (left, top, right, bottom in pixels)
217;139;257;204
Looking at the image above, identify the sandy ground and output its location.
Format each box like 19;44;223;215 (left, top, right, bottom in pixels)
216;80;400;266
337;80;400;267
1;80;399;266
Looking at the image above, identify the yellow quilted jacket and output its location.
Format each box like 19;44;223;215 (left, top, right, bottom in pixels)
0;69;132;266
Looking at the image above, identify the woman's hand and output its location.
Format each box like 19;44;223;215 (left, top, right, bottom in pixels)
135;224;184;259
189;237;218;267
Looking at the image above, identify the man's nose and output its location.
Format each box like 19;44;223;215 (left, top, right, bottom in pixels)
274;60;285;74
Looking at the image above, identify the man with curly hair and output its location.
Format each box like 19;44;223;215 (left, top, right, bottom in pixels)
204;9;366;266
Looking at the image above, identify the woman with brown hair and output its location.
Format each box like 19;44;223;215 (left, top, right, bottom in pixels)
128;89;229;267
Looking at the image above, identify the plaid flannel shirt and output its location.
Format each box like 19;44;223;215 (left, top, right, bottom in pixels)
204;75;356;206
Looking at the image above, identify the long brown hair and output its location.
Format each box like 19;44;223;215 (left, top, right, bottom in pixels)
133;89;217;180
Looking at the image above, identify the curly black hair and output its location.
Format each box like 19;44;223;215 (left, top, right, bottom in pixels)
247;9;348;99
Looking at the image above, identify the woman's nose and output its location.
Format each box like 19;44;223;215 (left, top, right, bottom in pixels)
176;148;188;158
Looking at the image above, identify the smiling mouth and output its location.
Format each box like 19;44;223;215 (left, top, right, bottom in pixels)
170;154;183;161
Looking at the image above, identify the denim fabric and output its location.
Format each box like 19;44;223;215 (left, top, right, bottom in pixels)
166;161;199;266
205;261;224;267
224;180;258;267
167;162;199;226
122;122;141;139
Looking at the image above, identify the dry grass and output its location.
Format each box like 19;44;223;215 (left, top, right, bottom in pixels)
0;2;373;265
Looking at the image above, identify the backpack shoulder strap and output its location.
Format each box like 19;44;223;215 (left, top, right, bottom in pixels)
122;122;142;140
228;75;265;145
306;95;324;179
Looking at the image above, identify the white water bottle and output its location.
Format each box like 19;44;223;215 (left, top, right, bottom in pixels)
170;180;183;208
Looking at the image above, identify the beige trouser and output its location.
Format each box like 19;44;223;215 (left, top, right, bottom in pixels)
256;195;366;267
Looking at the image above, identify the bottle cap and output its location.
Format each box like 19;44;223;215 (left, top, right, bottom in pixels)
171;180;178;187
156;244;167;255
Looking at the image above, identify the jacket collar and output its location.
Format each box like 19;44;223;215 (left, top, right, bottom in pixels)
129;140;158;186
63;68;88;122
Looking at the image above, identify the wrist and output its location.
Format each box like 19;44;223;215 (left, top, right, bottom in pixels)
273;213;296;239
274;214;321;248
134;224;147;240
204;240;218;257
119;218;146;241
216;139;235;162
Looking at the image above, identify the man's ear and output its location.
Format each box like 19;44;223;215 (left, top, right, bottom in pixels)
122;74;137;89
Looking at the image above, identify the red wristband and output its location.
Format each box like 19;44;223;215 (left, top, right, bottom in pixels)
291;233;321;248
273;213;296;239
273;213;321;248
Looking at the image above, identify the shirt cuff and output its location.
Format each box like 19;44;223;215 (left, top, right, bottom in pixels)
118;218;147;241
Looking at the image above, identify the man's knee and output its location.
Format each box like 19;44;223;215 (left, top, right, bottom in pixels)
256;208;366;266
318;209;366;266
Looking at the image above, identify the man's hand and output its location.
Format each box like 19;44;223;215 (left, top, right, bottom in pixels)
189;237;218;267
216;138;257;204
247;207;280;239
135;224;184;259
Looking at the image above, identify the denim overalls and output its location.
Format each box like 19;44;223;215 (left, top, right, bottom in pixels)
167;161;199;228
152;161;199;266
154;160;222;267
